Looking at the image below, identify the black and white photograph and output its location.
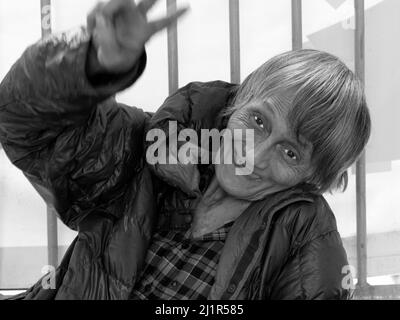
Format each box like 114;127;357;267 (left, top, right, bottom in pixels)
0;0;399;305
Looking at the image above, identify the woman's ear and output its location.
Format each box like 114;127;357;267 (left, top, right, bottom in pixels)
336;170;349;193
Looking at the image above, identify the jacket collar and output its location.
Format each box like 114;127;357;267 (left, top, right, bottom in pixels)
209;184;317;300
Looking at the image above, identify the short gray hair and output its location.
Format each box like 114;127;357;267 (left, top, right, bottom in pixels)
227;49;371;193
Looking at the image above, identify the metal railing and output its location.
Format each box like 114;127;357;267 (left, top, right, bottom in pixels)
40;0;59;274
354;0;369;293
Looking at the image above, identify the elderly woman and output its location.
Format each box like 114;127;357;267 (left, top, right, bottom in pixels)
0;0;370;300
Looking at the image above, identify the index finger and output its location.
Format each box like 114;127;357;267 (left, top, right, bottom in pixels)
148;7;188;35
137;0;158;14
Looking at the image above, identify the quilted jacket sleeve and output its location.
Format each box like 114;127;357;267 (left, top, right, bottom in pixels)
0;28;148;229
269;230;352;300
268;199;353;300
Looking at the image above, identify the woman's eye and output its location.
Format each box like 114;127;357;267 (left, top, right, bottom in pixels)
284;148;298;161
254;115;264;129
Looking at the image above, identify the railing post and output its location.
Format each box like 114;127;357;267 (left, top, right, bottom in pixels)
40;0;58;269
354;0;368;289
291;0;302;50
166;0;179;94
229;0;241;84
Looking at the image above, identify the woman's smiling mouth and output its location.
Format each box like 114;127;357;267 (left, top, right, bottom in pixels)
232;150;246;168
231;149;263;181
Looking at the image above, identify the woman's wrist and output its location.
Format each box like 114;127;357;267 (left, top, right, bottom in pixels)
88;41;143;75
97;48;142;74
87;38;144;77
86;40;146;88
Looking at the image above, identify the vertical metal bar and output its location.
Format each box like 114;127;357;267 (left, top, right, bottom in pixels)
40;0;51;37
291;0;302;50
354;0;368;288
40;0;58;269
166;0;179;94
229;0;241;84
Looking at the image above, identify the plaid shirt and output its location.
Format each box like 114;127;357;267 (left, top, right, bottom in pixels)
130;222;233;300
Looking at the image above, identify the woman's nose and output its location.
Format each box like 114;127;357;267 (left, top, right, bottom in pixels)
253;140;273;171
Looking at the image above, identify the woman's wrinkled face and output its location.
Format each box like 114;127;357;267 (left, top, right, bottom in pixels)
214;95;314;201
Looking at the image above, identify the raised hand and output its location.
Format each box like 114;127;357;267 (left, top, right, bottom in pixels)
87;0;188;72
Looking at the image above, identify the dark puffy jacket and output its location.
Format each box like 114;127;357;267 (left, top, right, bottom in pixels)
0;29;352;300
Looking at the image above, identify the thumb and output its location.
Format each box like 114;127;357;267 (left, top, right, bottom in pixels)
94;14;121;68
